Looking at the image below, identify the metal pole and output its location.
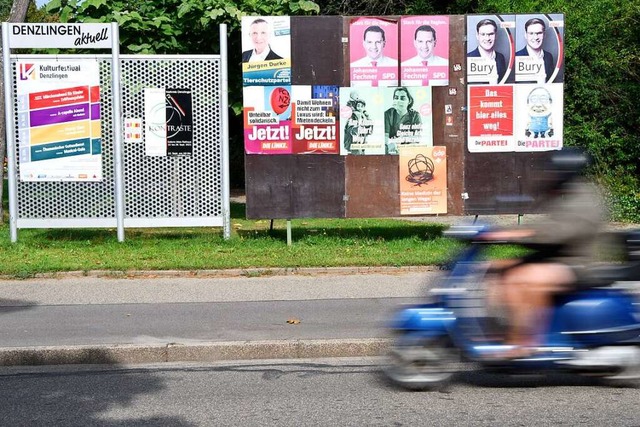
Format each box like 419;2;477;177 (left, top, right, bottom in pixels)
110;23;125;242
286;220;292;246
219;24;231;240
2;24;18;242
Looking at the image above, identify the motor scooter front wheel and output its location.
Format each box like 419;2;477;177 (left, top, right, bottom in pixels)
382;334;460;391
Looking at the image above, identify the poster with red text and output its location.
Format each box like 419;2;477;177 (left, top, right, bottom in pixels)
349;17;399;87
467;85;514;152
400;16;449;86
15;59;102;182
290;85;339;154
513;84;563;152
399;145;447;215
243;86;292;154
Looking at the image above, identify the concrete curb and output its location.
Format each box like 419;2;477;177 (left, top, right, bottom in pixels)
0;338;391;366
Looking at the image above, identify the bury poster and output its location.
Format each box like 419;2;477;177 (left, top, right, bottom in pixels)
466;15;515;85
15;59;102;182
241;16;291;86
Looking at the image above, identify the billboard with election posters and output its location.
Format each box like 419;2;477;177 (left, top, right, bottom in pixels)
290;85;340;154
144;88;193;156
466;15;515;85
339;87;385;155
243;86;292;154
241;16;291;86
400;16;450;86
349;17;399;87
383;86;433;154
15;59;102;182
398;145;447;214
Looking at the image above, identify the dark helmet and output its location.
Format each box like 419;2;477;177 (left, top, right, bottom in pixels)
542;147;591;190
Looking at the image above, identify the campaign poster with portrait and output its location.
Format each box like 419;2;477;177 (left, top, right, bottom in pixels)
466;15;515;85
467;85;515;152
349;17;399;87
241;16;291;86
339;87;385;155
400;16;449;87
243;86;292;154
514;84;563;152
383;86;433;154
514;14;564;84
15;59;102;182
290;85;339;154
398;145;447;215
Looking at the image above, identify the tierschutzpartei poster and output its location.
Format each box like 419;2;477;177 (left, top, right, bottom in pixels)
241;16;291;86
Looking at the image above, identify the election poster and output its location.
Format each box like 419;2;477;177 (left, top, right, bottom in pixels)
290;85;339;154
514;84;563;151
398;145;447;215
467;85;515;152
400;16;449;86
514;14;564;84
144;88;193;156
339;87;385;155
243;85;292;154
15;59;102;182
466;15;515;85
349;17;399;87
241;16;291;86
383;86;433;154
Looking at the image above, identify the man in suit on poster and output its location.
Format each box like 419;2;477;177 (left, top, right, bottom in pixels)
467;18;507;83
516;17;555;83
242;18;283;63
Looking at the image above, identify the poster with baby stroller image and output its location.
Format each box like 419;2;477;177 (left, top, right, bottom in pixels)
514;84;563;152
339;87;385;155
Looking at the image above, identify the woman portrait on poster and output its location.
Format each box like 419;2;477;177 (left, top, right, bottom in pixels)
384;87;422;154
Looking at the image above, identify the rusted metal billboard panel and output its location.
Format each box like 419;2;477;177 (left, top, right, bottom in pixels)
245;155;345;219
345;155;400;217
291;16;345;86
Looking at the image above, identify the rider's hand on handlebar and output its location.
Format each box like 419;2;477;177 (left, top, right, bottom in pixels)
479;229;535;241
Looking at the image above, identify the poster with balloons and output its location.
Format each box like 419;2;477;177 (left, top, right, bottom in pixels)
243;86;292;154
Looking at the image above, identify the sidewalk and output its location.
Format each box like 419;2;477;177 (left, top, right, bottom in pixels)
0;269;439;366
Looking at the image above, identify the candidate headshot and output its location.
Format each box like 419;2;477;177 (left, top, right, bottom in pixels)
467;19;507;82
516;17;554;82
242;18;283;63
401;25;448;67
351;25;397;67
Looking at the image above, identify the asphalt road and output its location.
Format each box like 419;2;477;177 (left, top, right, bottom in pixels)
1;358;638;426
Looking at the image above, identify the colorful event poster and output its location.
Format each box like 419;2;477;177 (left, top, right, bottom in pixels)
399;145;447;215
466;15;515;85
290;85;339;154
15;59;102;182
514;84;563;152
144;88;193;157
339;87;385;155
349;17;399;87
241;16;291;86
243;85;292;154
400;16;449;86
514;14;564;84
383;86;433;154
467;85;515;152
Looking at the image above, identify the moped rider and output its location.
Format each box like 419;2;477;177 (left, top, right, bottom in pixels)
481;148;606;359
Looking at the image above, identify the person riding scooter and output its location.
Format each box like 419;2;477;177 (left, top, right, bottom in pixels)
481;148;606;359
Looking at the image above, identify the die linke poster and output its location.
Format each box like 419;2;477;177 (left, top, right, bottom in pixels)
400;16;450;87
243;86;292;154
15;59;102;182
290;85;339;154
398;145;447;215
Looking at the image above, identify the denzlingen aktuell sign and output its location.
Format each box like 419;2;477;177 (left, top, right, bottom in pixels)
7;23;111;49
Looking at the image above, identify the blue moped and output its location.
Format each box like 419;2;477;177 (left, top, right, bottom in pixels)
383;225;640;390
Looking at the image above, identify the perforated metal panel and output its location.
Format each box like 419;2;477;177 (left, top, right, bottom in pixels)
10;54;224;228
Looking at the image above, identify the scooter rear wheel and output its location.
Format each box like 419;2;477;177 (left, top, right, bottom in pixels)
382;334;460;391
